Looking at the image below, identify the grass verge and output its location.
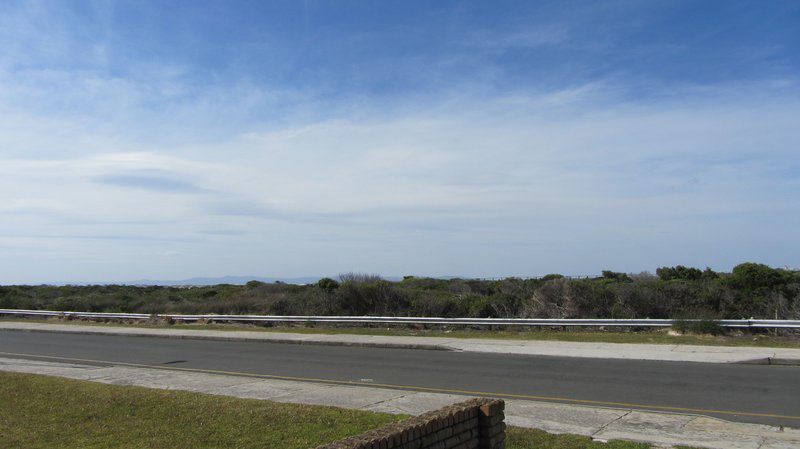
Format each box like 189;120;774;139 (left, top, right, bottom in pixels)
0;371;400;449
3;316;799;348
1;371;661;449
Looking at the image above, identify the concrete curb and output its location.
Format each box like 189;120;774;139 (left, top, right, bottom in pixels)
735;358;800;366
766;358;800;366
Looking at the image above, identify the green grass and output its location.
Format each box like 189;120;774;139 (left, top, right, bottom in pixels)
4;316;800;349
507;427;650;449
0;371;672;449
0;371;402;449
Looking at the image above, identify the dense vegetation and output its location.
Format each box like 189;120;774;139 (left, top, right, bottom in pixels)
1;263;798;320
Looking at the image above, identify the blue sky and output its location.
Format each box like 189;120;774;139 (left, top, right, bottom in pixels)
1;1;798;283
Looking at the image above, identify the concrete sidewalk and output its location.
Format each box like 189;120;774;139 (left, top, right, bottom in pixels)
2;321;800;364
1;356;798;449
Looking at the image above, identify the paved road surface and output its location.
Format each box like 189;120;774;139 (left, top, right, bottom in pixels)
1;330;798;427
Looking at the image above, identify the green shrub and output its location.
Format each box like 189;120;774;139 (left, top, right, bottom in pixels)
601;271;632;283
728;263;786;290
316;278;340;293
656;266;703;281
672;318;725;335
540;274;564;281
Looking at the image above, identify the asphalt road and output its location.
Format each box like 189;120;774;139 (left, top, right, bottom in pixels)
1;330;798;427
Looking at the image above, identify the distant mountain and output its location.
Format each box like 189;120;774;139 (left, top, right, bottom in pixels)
125;275;323;286
36;274;423;287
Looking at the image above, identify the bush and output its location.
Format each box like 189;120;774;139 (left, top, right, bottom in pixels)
539;274;564;282
338;273;382;284
656;265;703;281
410;291;467;317
601;271;632;282
332;281;410;315
316;278;340;293
672;318;725;335
728;263;786;290
245;280;266;289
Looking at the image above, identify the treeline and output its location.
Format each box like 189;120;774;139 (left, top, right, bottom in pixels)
1;263;798;320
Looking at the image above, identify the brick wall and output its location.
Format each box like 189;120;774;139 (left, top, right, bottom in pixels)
315;398;505;449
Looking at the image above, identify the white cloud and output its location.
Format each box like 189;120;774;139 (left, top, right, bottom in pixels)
4;80;797;283
0;1;797;282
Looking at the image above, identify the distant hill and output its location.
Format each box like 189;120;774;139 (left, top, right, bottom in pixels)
26;274;416;286
125;276;324;286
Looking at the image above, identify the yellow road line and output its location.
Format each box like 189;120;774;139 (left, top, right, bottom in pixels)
2;350;799;422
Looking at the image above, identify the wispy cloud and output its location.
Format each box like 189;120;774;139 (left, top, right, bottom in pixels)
0;1;798;283
93;172;207;193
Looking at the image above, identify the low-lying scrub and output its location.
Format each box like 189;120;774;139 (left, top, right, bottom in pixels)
1;263;798;325
672;318;725;336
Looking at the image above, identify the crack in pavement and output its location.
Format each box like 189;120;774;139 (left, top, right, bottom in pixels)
360;392;413;410
591;410;632;437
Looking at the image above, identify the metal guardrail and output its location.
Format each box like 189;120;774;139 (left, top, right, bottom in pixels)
1;309;799;328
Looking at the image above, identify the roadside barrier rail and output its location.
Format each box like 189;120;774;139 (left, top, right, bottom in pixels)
1;309;799;329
